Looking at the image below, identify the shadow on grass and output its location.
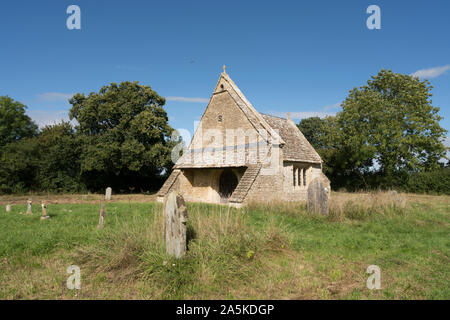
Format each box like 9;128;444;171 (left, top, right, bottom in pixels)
186;223;196;251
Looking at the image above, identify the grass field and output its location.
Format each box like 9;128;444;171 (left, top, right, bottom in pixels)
0;192;448;299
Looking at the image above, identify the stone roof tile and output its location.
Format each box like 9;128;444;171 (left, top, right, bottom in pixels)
261;114;322;163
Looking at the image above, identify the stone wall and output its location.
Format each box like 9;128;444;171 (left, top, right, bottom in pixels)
244;161;323;204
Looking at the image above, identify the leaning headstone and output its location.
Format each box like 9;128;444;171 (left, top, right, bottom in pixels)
105;187;112;201
26;200;32;215
307;177;329;215
97;204;106;229
6;204;11;213
40;202;50;220
164;192;188;258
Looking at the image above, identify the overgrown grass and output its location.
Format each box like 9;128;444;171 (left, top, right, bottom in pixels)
0;192;448;299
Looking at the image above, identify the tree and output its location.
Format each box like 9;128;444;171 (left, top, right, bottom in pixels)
69;81;178;191
297;116;342;178
339;69;447;184
297;117;326;149
0;138;40;193
36;121;84;192
0;96;38;147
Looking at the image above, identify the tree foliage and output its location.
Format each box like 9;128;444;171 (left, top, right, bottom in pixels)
0;138;40;193
297;116;341;177
36;122;83;192
0;96;38;147
339;69;447;178
0;82;178;194
69;81;177;191
298;69;448;192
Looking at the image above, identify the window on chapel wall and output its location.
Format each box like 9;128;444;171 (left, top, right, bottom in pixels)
292;166;309;188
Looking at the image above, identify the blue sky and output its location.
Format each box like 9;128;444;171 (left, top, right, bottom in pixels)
1;0;449;147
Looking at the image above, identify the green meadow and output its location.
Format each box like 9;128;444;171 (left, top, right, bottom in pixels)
0;193;448;299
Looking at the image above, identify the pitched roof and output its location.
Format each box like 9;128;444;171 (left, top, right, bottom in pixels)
261;114;322;163
174;71;322;168
212;71;285;146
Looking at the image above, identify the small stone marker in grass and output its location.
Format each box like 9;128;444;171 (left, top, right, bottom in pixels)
6;204;11;212
164;192;188;259
97;204;106;229
40;202;50;220
307;177;329;215
105;187;112;201
26;200;32;215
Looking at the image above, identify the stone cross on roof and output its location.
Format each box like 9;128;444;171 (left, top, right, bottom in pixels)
222;65;226;74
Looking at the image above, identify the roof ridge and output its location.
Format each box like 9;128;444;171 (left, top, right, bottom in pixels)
220;72;285;145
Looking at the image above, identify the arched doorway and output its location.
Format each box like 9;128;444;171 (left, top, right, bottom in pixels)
218;168;238;201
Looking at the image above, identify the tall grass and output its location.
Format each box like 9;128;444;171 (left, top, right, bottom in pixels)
1;191;447;299
246;191;408;221
74;202;289;299
328;191;408;221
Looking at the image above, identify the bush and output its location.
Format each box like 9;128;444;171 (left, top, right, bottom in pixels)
405;167;450;195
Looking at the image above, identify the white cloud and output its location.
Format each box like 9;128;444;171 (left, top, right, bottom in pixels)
27;110;72;128
37;92;74;102
411;65;450;79
444;137;450;147
323;102;341;111
166;96;209;103
269;111;335;120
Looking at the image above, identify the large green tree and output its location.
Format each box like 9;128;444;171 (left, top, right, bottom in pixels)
339;69;447;182
0;138;40;193
0;96;38;147
36;121;83;192
69;81;177;191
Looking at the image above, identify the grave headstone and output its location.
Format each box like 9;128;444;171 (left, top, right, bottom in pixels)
40;202;50;220
307;177;329;215
97;204;106;229
6;204;11;213
164;192;188;258
105;187;112;201
26;200;32;215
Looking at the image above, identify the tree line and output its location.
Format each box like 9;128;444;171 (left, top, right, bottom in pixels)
298;69;449;194
1;70;449;194
0;82;178;194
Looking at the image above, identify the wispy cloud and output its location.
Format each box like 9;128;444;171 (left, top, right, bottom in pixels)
323;102;341;111
268;101;340;120
444;137;450;148
166;96;209;103
37;92;74;102
270;111;335;120
411;65;450;79
27;110;73;128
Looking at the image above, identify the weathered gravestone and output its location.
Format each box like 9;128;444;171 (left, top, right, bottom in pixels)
26;200;32;215
307;177;330;215
105;187;112;201
164;192;188;258
40;202;50;220
97;204;106;229
6;204;11;213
